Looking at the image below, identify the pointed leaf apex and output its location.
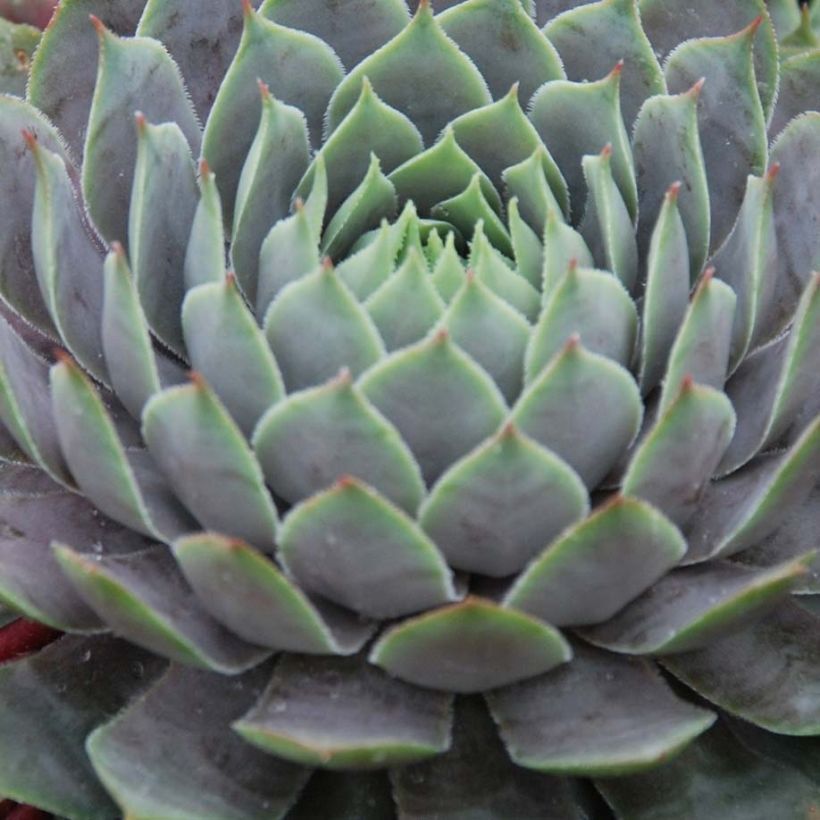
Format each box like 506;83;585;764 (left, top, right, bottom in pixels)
499;421;518;439
188;371;207;390
21;129;38;152
765;162;781;183
432;327;450;345
465;267;476;284
134;111;147;133
507;82;520;98
321;256;334;272
745;15;764;37
293;197;305;213
89;14;106;36
333;366;353;387
688;77;706;98
564;333;582;352
600;143;613;159
680;373;695;392
567;257;580;274
697;267;716;293
416;0;432;16
53;348;74;367
225;270;238;288
110;240;126;259
666;181;682;201
241;0;254;18
609;60;625;79
199;158;211;177
258;79;272;101
336;474;359;490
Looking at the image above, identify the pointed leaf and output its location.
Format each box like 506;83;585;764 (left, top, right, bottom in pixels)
182;277;284;439
296;79;423;221
183;159;226;290
639;183;691;392
129;117;198;356
580;556;809;654
503;146;569;231
30;139;108;382
443;272;530;403
505;496;686;626
235;652;453;769
632;83;710;279
83;22;200;247
365;248;444;351
512;339;642;487
508;197;543;287
230;89;310;304
540;211;594;294
264;264;385;392
174;534;374;655
430;232;467;302
489;641;715;775
664;22;767;250
336;220;397;301
359;330;508;485
622;382;736;527
87;661;310;820
142;379;278;551
252;369;424;514
658;272;736;414
371;597;571;693
527;265;637;381
202;4;343;221
579;147;638;291
388;127;501;217
439;0;564;103
279;477;455;619
770;51;820;138
326;2;491;145
529;65;637;221
0;634;162;817
544;0;665;126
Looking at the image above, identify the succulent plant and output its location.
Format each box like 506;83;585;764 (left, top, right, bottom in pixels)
0;0;818;817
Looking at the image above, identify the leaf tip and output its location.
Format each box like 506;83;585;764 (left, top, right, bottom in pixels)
666;181;682;201
89;14;106;35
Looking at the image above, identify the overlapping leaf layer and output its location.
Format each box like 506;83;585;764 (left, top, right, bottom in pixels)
0;0;818;817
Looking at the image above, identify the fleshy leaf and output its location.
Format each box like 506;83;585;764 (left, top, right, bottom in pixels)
469;224;540;321
544;0;665;126
142;378;279;551
488;641;715;775
579;147;639;291
365;248;444;351
503;146;569;230
27;0;146;158
596;721;820;819
252;369;425;514
0;96;69;332
419;423;588;577
512;339;642;487
261;0;408;69
296;79;423;221
136;0;244;122
664;21;767;250
279;477;456;619
508;197;543;287
431;232;467;302
256;204;320;319
174;534;375;655
579;556;809;654
436;170;512;245
663;601;820;735
527;264;637;380
718;273;820;474
182;276;284;438
0;634;163;817
230;87;310;305
767;113;820;339
639;183;690;392
325;1;491;146
438;0;564;103
335;220;397;299
83;21;201;247
370;597;571;693
388;127;501;217
264;263;385;392
359;330;508;485
322;154;398;260
632;83;710;279
0;317;69;484
87;661;311;820
30;138;108;383
683;418;820;563
540;211;594;294
504;496;686;626
50;356;195;539
101;244;161;419
529;64;637;221
443;271;530;403
622;381;736;527
639;0;779;121
55;545;271;673
129;117;198;356
658;271;736;414
770;51;820;138
183;159;226;290
202;4;343;221
393;696;586;820
234;652;453;769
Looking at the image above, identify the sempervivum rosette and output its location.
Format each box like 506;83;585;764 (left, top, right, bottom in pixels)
0;0;818;817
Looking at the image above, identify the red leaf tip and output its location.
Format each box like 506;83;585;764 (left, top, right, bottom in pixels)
225;271;237;287
134;111;147;132
257;78;271;100
680;374;695;392
334;366;353;386
689;77;706;97
110;240;126;259
499;421;517;439
199;158;211;177
53;348;74;366
188;371;207;389
564;333;581;351
609;59;624;78
89;14;105;35
321;256;334;272
600;143;613;159
21;129;37;151
336;474;357;489
432;327;450;344
746;15;763;35
667;181;682;200
766;162;781;183
241;0;253;17
700;266;716;287
464;267;476;283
